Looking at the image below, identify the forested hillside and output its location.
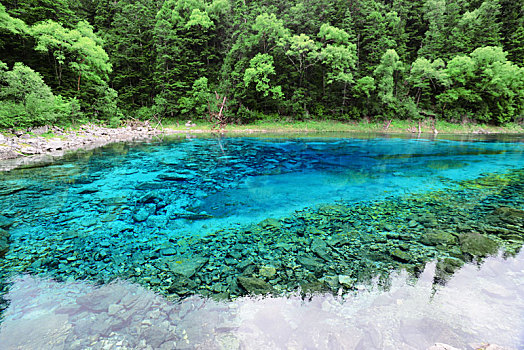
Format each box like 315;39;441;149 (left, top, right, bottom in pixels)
0;0;523;128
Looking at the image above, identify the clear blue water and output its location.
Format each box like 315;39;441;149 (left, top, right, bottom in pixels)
0;133;523;349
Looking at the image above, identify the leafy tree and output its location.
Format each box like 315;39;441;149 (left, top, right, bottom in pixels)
418;0;448;60
373;49;404;118
243;53;283;101
0;2;30;66
153;0;229;117
3;0;77;26
438;46;524;123
178;76;213;117
31;20;113;120
407;57;448;108
104;0;159;110
318;24;357;110
0;0;522;126
0;3;28;36
248;13;289;54
451;0;502;54
31;20;111;90
436;54;478;120
355;1;407;74
348;76;376;118
499;0;524;65
0;61;60;127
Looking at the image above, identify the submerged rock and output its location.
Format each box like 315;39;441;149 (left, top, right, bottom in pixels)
237;276;274;295
337;275;352;287
0;228;9;257
310;238;331;261
390;248;412;263
459;232;498;258
159;248;177;256
133;207;151;223
259;266;277;279
418;214;438;228
157;173;192;182
420;230;457;246
489;206;524;226
167;276;197;296
0;215;13;229
407;220;419;228
296;255;324;272
299;279;329;294
258;218;281;230
169;257;208;278
492;206;524;219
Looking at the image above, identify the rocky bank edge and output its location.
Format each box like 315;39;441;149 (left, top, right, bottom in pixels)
0;123;179;171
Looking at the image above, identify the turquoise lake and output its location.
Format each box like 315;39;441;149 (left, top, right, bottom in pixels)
0;133;523;349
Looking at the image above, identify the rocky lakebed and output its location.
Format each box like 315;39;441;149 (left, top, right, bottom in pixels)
0;134;523;349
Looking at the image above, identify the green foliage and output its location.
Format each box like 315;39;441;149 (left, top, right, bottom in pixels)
153;0;228;117
243;54;283;100
0;0;522;127
354;76;376;99
408;57;448;108
374;49;404;118
0;3;28;36
103;0;158;110
3;0;77;26
178;76;212;117
0;62;58;127
319;24;357;86
437;46;524;123
31;20;111;88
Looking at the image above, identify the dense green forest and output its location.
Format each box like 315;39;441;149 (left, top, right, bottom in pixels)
0;0;523;128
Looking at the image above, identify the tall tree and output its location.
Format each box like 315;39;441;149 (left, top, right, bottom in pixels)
373;49;405;118
318;23;357;111
3;0;77;26
153;0;230;117
104;0;159;111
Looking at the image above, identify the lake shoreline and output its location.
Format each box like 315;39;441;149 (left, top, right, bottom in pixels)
0;123;165;170
1;119;523;170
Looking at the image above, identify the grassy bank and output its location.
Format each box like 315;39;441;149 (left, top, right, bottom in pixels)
2;118;523;139
162;118;524;135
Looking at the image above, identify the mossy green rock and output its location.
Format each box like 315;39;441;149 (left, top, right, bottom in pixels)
167;276;197;296
296;255;324;272
237;276;274;295
435;257;465;283
310;238;331;261
300;279;329;294
493;206;524;219
459;232;499;258
168;257;208;278
390;248;412;262
259;266;277;279
420;230;457;246
490;207;524;226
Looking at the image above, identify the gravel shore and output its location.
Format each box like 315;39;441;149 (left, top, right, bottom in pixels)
0;123;172;171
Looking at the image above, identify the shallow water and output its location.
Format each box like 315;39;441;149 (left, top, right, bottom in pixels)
0;133;524;349
0;251;523;349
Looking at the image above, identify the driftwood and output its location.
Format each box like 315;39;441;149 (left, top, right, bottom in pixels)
209;91;228;131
